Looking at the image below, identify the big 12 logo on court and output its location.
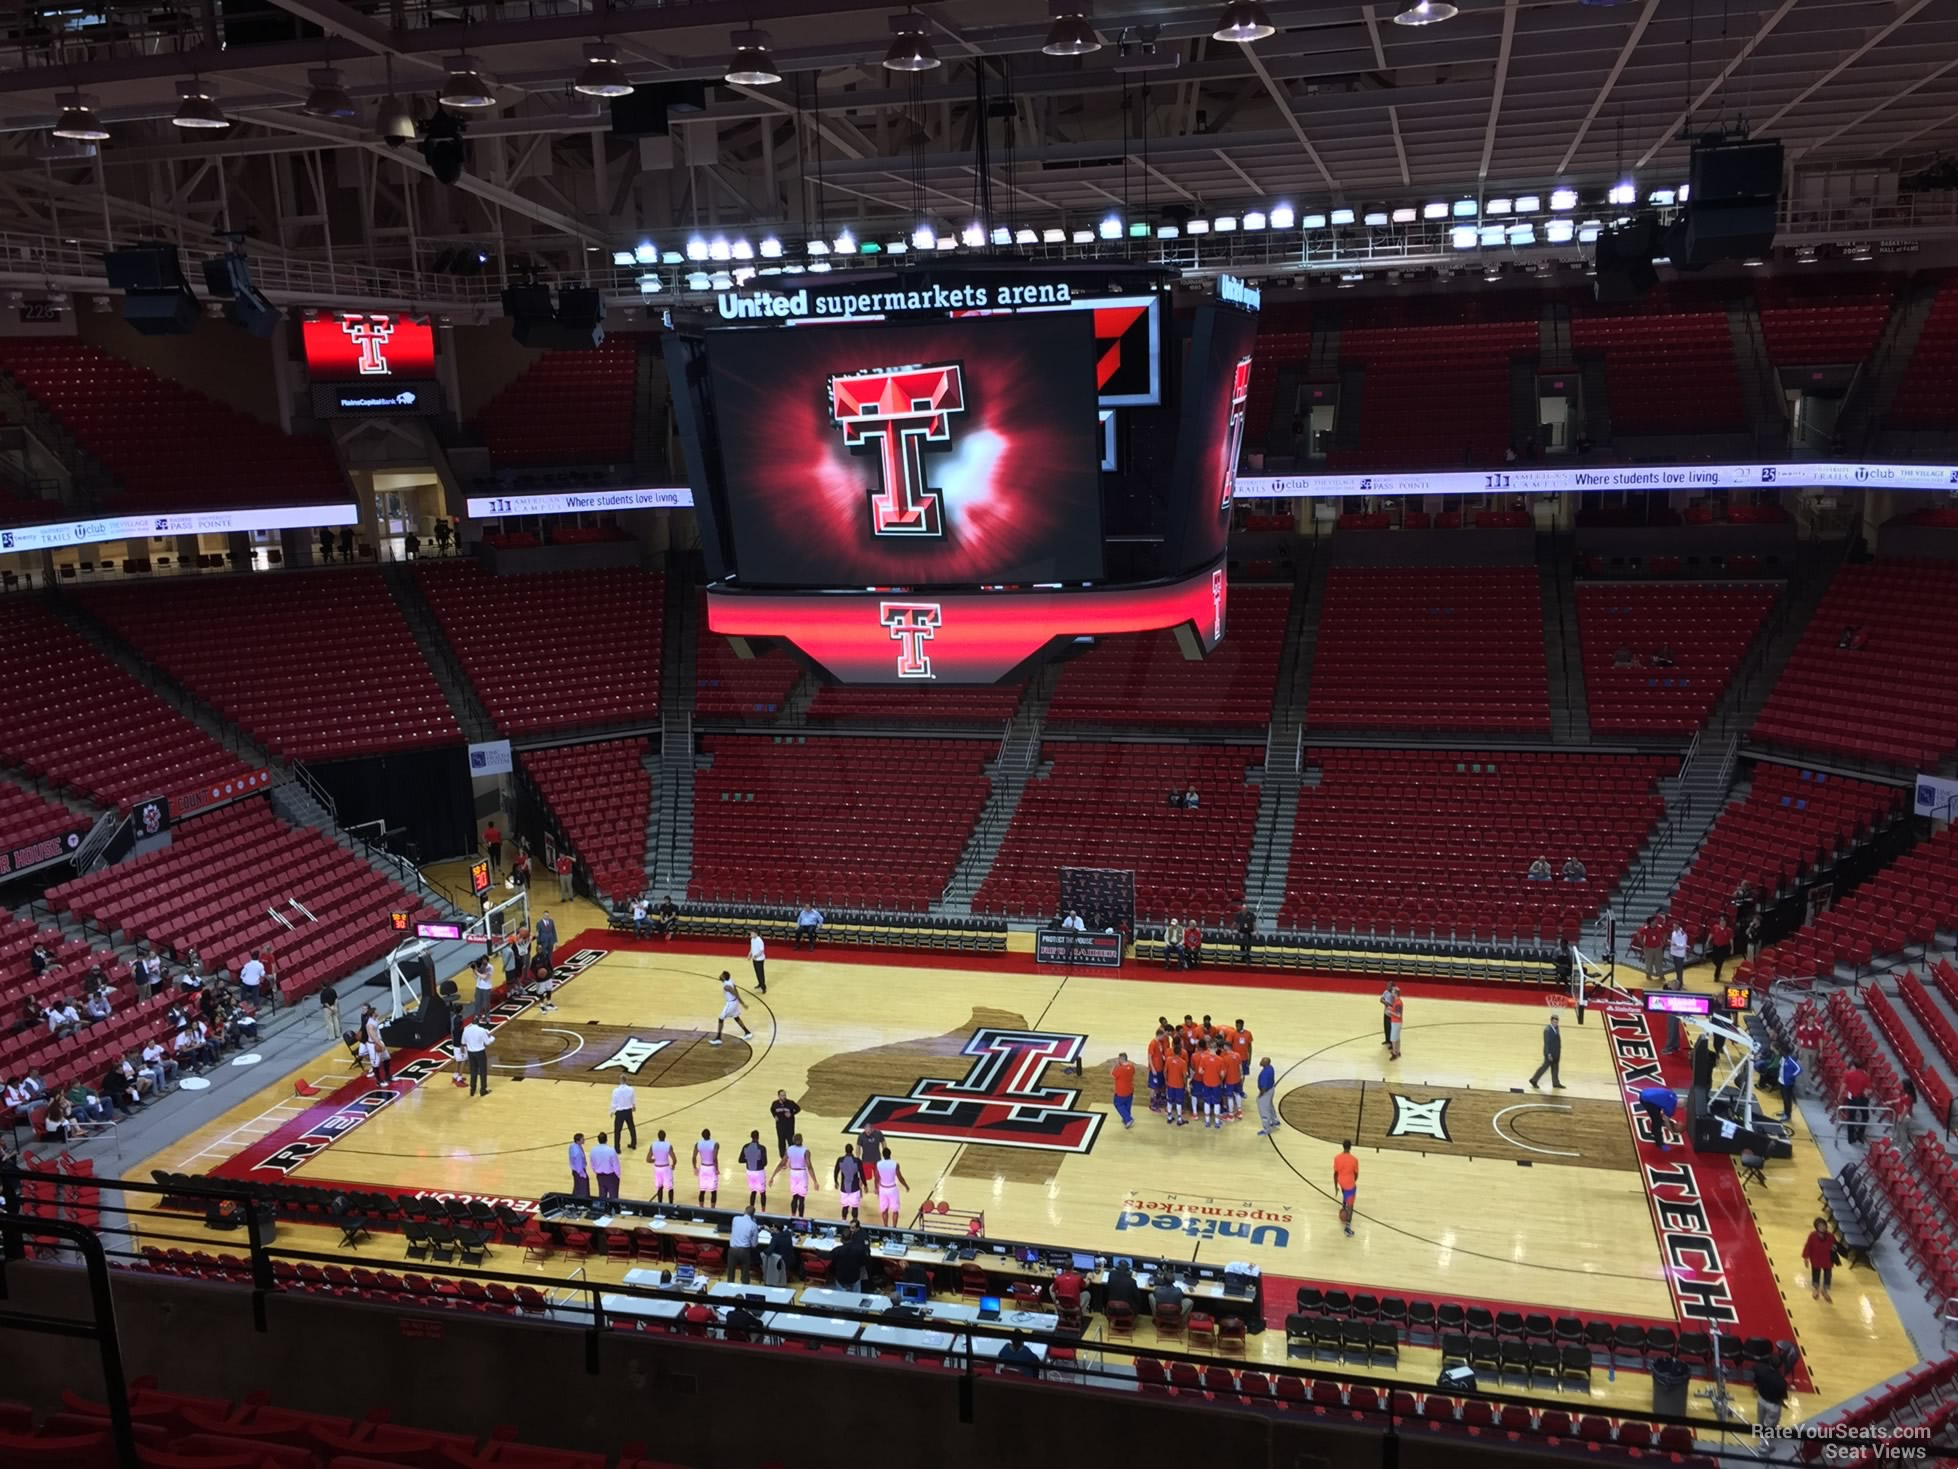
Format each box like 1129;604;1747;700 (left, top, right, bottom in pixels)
829;362;966;537
848;1027;1103;1153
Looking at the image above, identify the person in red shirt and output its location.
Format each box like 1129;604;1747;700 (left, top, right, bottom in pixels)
482;821;503;875
1841;1065;1872;1144
1163;1049;1190;1126
1110;1052;1136;1130
1183;923;1203;968
1051;1263;1086;1314
1707;920;1738;991
554;850;575;902
1194;1043;1227;1129
1802;1218;1837;1301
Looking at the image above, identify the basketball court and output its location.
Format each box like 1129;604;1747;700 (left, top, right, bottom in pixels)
135;914;1920;1414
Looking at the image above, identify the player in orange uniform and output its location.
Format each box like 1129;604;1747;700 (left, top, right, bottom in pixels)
1110;1052;1136;1129
1146;1028;1170;1112
1193;1043;1227;1129
1163;1049;1190;1126
1219;1043;1244;1122
1333;1142;1360;1237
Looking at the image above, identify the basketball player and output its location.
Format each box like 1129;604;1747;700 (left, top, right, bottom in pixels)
1163;1046;1190;1126
1231;1018;1254;1086
693;1127;720;1207
647;1130;676;1206
739;1129;770;1211
1110;1052;1136;1129
710;971;753;1046
1385;985;1404;1061
1219;1040;1245;1122
771;1132;815;1217
834;1143;865;1223
1194;1040;1227;1129
1333;1141;1360;1238
874;1146;909;1226
1146;1027;1169;1113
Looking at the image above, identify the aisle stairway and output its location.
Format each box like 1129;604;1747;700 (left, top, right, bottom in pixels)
939;666;1060;914
379;563;496;746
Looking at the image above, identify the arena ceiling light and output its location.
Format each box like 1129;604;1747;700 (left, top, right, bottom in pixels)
1042;227;1065;243
1607;181;1637;205
1212;1;1276;43
376;92;415;146
1514;194;1541;213
1302;212;1326;229
1269;204;1295;228
1545;218;1575;243
686;236;709;261
1485;197;1512;215
172;78;226;129
1451;199;1477;218
1394;0;1457;24
910;223;936;250
1549;188;1578;211
1156;222;1180;238
884;13;942;72
1015;227;1039;245
991;226;1014;246
629;243;658;264
1422;201;1448;220
1365;211;1390;226
573;42;633;97
731;239;755;260
708;237;732;261
1213;214;1238;232
1391;207;1416;224
961;221;987;247
724;30;781;86
832;230;857;254
1072;228;1094;244
1330;207;1356;225
1043;0;1103;57
759;236;783;258
1450;226;1477;249
1098;214;1123;238
1186;218;1210;234
612;249;634;266
1243;211;1267;230
51;93;108;141
438;56;496;109
637;272;663;294
302;68;356;119
806;239;829;256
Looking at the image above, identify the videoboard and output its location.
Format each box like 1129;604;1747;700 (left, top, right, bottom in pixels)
302;313;441;417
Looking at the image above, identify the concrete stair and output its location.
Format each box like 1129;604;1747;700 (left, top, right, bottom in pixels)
1537;538;1590;744
1244;558;1318;917
379;562;496;746
1726;297;1790;454
939;665;1060;913
1856;277;1942;446
650;569;699;896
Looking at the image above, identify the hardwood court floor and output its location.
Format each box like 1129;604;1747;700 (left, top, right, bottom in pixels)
134;932;1923;1417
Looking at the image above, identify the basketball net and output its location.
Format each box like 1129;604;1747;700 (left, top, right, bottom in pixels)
1569;943;1639;1012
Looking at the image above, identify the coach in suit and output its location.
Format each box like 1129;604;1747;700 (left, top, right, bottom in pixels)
1528;1013;1564;1089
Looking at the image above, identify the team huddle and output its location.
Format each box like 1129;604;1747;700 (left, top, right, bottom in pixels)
1143;1013;1255;1127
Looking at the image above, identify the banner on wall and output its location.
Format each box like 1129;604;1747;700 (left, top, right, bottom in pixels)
0;819;90;878
131;796;172;841
1916;774;1958;821
468;740;514;778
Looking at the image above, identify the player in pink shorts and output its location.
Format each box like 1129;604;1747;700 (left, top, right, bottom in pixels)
770;1134;815;1218
692;1127;720;1207
874;1147;909;1227
647;1130;676;1206
833;1143;865;1224
738;1130;770;1211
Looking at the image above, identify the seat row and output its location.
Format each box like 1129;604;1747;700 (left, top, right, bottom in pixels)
1574;581;1778;734
477;337;639;467
1746;827;1958;984
521;738;652;901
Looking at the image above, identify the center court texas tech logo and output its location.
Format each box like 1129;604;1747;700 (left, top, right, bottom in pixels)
847;1027;1102;1153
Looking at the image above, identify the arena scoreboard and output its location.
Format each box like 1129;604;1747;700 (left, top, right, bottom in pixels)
668;262;1251;684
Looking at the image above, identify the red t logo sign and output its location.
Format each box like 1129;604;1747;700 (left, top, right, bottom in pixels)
342;315;395;375
830;362;965;537
846;1027;1102;1153
878;601;941;679
1221;354;1252;511
1211;568;1225;642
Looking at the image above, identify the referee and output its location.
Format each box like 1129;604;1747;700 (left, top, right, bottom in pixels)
459;1015;493;1096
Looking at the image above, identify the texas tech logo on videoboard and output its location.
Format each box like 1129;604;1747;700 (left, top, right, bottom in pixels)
342;315;395;374
848;1027;1102;1152
829;361;966;537
878;600;941;679
1221;354;1252;511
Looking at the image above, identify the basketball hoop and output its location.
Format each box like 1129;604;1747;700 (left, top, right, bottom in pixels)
1545;993;1575;1010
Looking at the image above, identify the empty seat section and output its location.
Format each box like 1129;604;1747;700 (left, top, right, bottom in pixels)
696;595;798;719
1752;828;1958;982
689;736;991;911
0;599;261;811
1308;566;1548;732
1329;301;1539;470
415;561;663;736
476;338;638;466
805;682;1025;724
1671;764;1901;934
0;341;346;510
1890;275;1958;427
1570;288;1746;434
1576;581;1778;734
1246;305;1310;444
43;799;437;1003
974;743;1259;921
522;739;650;901
85;571;457;760
1751;559;1958;767
1278;749;1668;943
1754;276;1896;366
1045;585;1290;730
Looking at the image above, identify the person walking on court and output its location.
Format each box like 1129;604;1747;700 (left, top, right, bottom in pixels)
1110;1052;1136;1128
1803;1218;1836;1301
1379;982;1399;1049
590;1131;621;1202
748;931;767;993
1668;921;1690;984
1385;984;1404;1061
771;1133;815;1217
834;1143;865;1223
568;1132;590;1197
609;1078;638;1150
1528;1012;1566;1090
1256;1056;1280;1136
648;1130;676;1206
1333;1141;1360;1237
534;912;557;974
693;1128;720;1207
739;1130;770;1211
874;1146;909;1226
711;971;753;1046
460;1014;493;1096
770;1088;801;1157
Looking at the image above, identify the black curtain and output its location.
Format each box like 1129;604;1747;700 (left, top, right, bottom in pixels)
307;745;475;864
